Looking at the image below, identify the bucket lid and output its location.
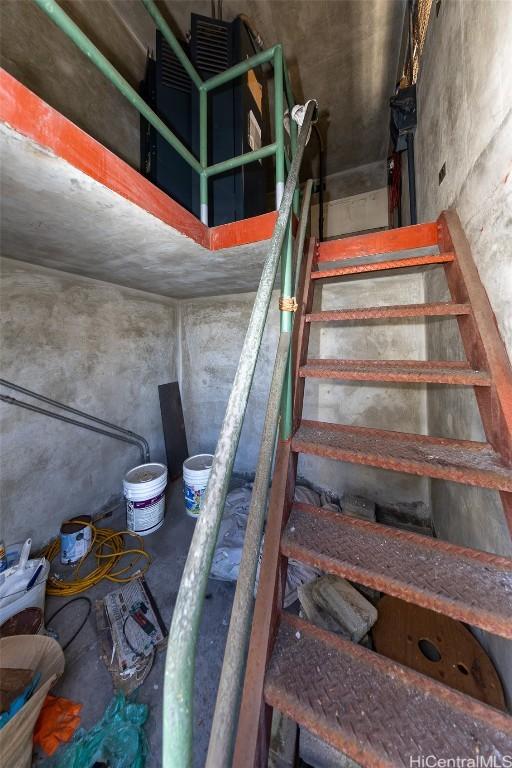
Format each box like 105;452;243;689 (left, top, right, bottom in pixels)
183;454;214;472
124;463;167;486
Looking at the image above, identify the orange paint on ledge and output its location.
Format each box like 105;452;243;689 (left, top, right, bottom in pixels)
209;211;278;250
0;68;275;252
317;221;439;262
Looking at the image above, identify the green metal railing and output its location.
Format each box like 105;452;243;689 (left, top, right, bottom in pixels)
29;0;301;436
162;101;317;768
33;0;297;225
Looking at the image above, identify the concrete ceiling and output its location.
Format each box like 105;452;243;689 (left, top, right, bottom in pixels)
1;0;405;181
0;124;271;299
166;0;406;177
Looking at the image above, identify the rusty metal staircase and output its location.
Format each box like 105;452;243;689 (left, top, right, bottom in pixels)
233;211;512;767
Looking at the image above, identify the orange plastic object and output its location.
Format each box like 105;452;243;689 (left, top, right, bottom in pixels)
33;694;82;756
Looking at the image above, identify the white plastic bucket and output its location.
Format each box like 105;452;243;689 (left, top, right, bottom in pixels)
183;454;213;518
124;463;168;536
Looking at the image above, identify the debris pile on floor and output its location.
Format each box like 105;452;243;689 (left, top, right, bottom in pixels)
211;484;323;605
0;634;65;766
299;575;377;642
44;693;148;768
0;506;157;767
34;694;82;757
96;577;167;694
210;485;253;581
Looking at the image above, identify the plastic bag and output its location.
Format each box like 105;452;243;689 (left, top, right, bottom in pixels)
34;694;82;756
44;693;148;768
210;486;252;581
294;485;321;506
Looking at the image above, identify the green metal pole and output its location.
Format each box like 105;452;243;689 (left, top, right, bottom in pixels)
161;100;316;768
273;46;285;208
201;46;278;92
280;220;294;439
274;45;289;438
32;0;202;175
141;0;202;90
205;143;277;178
280;178;313;441
199;89;208;224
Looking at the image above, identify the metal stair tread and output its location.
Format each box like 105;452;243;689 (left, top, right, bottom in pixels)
282;503;512;637
291;420;512;491
312;252;454;280
264;614;512;768
306;301;471;322
299;359;491;386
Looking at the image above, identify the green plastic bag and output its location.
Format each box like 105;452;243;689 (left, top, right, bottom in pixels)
45;693;148;768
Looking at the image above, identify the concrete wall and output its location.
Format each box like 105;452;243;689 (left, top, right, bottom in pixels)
415;0;512;553
319;160;387;203
180;276;429;506
1;0;155;169
311;187;388;240
414;0;512;700
0;257;178;549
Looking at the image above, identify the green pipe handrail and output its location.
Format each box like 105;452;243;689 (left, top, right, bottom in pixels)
162;99;317;768
205;179;314;768
32;0;202;174
33;0;296;226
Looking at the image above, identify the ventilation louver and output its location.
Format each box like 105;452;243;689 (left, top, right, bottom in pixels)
194;18;230;74
160;40;192;93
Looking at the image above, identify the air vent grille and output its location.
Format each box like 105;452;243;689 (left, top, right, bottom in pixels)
160;39;192;93
194;18;229;74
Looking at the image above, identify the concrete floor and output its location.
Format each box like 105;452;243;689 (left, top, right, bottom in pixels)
40;479;236;767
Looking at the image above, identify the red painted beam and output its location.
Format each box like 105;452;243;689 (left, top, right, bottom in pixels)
317;221;439;263
209;211;277;250
0;68;275;254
